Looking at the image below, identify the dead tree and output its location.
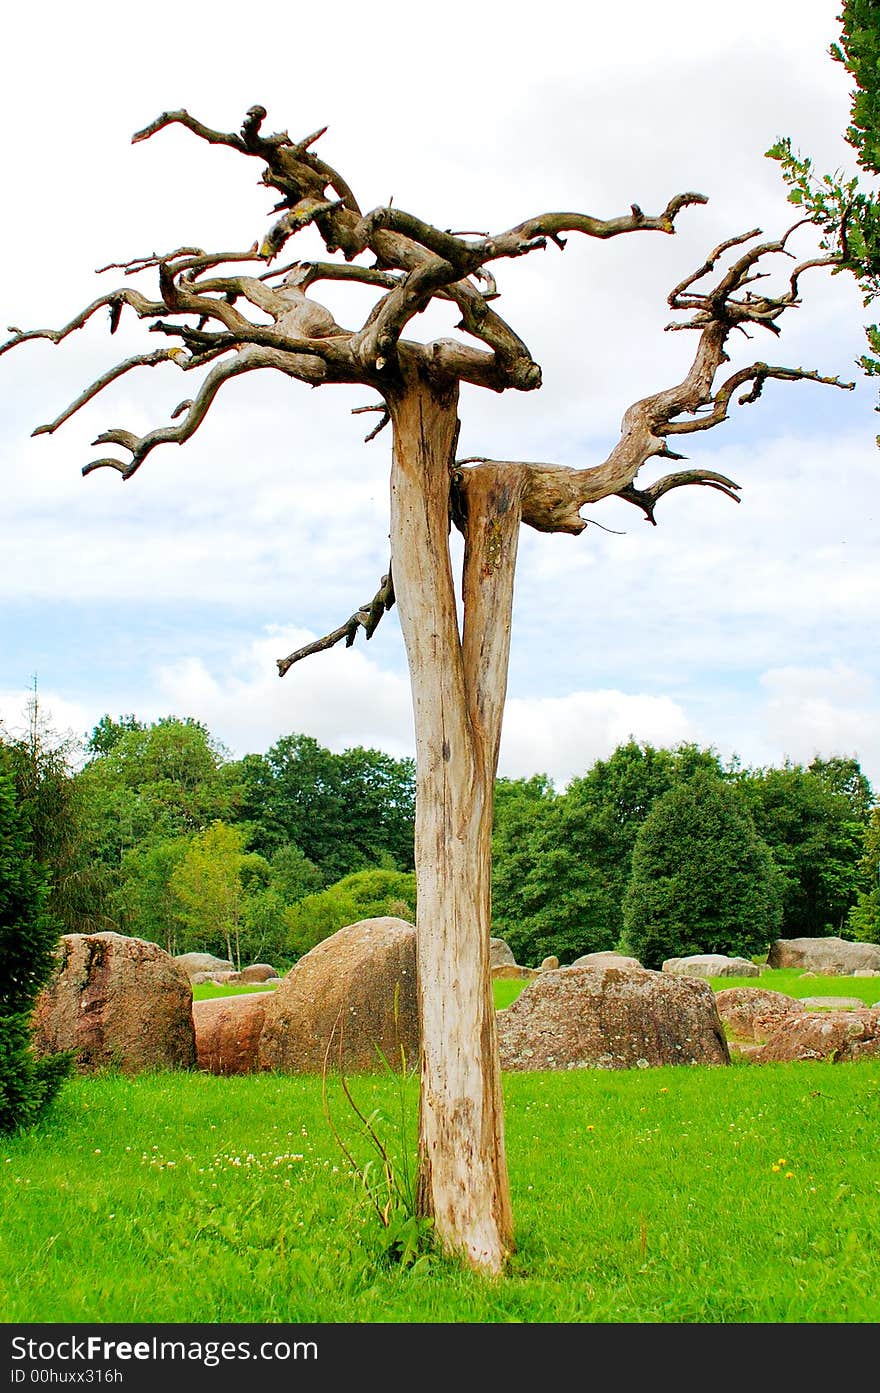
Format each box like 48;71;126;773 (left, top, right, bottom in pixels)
1;106;852;1275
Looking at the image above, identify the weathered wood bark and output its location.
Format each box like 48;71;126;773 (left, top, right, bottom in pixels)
387;357;525;1272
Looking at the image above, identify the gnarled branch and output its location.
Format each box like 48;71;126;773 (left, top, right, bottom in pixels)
458;223;853;536
617;470;742;524
82;345;327;479
276;570;395;676
1;288;163;359
4;107;848;536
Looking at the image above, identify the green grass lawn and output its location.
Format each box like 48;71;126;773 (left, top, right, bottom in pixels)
192;981;282;1000
196;979;526;1008
2;1059;878;1323
707;967;880;1006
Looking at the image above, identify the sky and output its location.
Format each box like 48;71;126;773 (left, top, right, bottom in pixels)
1;0;878;792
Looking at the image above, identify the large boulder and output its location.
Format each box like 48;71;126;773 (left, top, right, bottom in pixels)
663;954;761;980
258;917;418;1074
570;951;642;971
33;932;195;1073
753;1008;880;1063
496;966;730;1071
238;963;279;984
491;964;539;980
193;993;268;1075
174;951;234;980
490;937;516;968
714;987;804;1043
767;936;880;975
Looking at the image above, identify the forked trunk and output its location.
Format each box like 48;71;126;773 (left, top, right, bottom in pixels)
388;358;526;1275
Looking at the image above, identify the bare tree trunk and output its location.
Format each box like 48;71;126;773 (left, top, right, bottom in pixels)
388;360;524;1274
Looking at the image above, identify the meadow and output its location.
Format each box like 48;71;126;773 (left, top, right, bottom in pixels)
2;1046;878;1324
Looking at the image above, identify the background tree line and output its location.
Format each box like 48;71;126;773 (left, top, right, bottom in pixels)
1;697;877;972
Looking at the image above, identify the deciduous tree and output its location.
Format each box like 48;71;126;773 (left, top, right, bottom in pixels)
768;0;880;426
170;819;269;970
736;761;871;936
284;866;417;961
236;734;414;878
2;106;852;1271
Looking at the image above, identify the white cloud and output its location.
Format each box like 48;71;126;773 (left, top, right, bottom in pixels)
156;632;697;787
0;688;95;760
759;663;880;779
1;0;878;803
154;630;415;760
499;691;694;786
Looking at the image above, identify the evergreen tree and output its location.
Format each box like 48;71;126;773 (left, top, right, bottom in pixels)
0;747;71;1134
5;688;110;934
622;769;782;970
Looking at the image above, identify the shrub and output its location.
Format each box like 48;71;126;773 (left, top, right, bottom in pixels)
284;868;417;959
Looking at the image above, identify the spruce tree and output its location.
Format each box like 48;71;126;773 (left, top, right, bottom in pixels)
0;747;71;1134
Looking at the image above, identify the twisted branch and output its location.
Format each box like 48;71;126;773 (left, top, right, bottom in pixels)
2;105;850;612
457;223;853;535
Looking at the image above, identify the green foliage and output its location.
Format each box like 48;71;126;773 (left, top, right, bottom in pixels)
490;775;567;962
268;843;323;904
21;698;872;977
170;821;270;969
66;715;419;966
78;715;238;847
4;693;110;934
114;835;189;954
236;734;415;880
848;806;880;940
74;715;244;936
809;754;875;820
241;887;294;969
767;1;880;427
85;713;146;757
233;846;324;970
735;761;871;937
491;742;724;965
622;770;782;969
0;746;72;1134
284;868;417;960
